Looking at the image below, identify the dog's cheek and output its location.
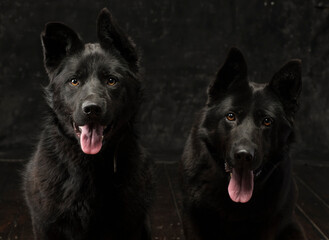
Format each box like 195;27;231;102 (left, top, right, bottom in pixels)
217;121;233;159
262;126;281;160
116;87;138;120
276;121;293;150
224;121;239;156
256;132;268;166
62;86;78;115
281;120;293;142
51;85;69;115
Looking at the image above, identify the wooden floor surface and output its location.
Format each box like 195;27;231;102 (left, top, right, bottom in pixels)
0;152;328;240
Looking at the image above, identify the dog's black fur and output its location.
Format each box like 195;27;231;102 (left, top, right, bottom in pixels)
23;8;154;240
181;48;306;240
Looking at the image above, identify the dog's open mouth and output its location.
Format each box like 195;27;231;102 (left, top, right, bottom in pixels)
225;162;262;203
73;122;111;155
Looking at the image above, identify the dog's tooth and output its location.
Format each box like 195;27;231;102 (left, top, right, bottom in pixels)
256;170;262;177
225;162;231;172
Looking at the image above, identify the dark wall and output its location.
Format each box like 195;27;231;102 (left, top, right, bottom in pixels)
1;0;329;158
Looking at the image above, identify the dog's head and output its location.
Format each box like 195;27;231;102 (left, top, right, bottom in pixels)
201;48;301;203
41;8;141;155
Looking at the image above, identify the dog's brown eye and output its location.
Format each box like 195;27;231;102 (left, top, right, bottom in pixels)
263;117;273;126
70;78;79;86
107;77;117;86
226;113;236;121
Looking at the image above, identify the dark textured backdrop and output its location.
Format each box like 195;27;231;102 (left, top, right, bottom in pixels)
0;0;328;158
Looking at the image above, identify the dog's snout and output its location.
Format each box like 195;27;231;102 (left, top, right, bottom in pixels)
234;149;254;163
230;147;256;169
82;101;102;116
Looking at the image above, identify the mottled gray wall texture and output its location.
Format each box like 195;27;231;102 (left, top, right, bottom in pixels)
0;0;328;158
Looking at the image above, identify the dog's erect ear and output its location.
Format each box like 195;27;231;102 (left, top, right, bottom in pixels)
97;8;139;72
41;23;84;74
269;60;302;108
208;48;247;103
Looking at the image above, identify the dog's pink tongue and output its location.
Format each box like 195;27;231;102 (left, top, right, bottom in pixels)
80;124;104;155
228;168;254;203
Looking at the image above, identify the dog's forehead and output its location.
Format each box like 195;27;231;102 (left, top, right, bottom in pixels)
218;96;234;112
81;43;116;63
53;44;123;82
221;81;283;115
226;82;254;108
249;81;284;114
83;43;104;55
249;81;266;93
75;43;123;71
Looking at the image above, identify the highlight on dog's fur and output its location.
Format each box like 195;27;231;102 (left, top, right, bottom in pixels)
23;8;154;240
181;48;306;240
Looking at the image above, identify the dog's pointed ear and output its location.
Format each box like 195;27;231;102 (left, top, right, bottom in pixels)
269;60;302;109
208;48;247;103
41;23;84;74
97;8;139;72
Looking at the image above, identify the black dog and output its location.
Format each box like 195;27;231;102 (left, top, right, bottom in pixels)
24;8;154;240
181;48;306;239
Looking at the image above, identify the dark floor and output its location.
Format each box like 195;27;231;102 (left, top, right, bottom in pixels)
0;151;328;240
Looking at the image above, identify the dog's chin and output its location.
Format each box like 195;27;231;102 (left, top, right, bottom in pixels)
225;161;263;203
73;122;112;155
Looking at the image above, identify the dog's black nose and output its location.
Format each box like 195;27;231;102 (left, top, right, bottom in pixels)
234;149;254;163
82;102;102;116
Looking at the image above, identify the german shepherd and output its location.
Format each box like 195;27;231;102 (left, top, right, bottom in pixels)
181;48;306;240
24;8;154;240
